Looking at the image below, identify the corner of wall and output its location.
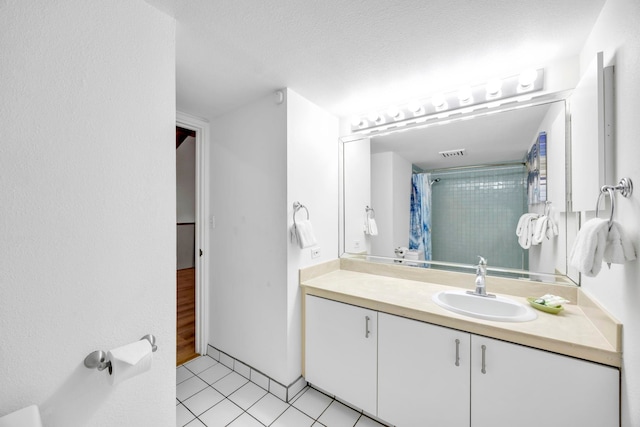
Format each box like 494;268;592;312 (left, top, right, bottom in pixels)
285;90;339;384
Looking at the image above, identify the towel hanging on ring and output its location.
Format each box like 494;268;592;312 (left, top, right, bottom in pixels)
291;202;317;249
364;205;378;236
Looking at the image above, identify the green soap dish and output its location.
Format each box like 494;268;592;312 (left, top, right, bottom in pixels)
527;297;564;314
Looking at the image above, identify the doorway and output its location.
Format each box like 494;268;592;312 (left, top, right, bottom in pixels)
176;126;197;364
176;112;210;365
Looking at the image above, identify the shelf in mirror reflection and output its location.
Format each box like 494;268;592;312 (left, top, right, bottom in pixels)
341;254;575;286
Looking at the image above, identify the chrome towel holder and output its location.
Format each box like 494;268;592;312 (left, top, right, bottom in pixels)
292;201;309;227
365;205;376;218
595;177;633;230
84;334;158;374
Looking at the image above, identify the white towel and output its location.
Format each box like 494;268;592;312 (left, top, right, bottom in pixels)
516;213;538;249
603;221;636;265
516;213;537;237
364;216;378;236
294;220;317;249
532;216;548;245
569;218;609;277
546;215;559;239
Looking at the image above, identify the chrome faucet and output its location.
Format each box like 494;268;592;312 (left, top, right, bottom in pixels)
467;256;495;298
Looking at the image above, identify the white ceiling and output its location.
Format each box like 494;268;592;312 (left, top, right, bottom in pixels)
146;0;605;120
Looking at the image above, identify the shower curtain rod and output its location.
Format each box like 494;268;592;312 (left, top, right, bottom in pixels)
423;161;525;174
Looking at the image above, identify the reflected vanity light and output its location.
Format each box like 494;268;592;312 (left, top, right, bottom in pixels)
351;68;544;134
518;69;538;92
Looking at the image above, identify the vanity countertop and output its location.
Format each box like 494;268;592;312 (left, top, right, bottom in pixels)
300;259;622;368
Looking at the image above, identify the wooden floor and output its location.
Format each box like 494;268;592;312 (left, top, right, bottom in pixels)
177;267;198;366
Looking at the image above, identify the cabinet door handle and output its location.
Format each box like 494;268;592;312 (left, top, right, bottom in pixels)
365;315;371;338
481;344;487;374
455;339;460;366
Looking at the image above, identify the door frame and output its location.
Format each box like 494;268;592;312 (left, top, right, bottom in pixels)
177;111;210;356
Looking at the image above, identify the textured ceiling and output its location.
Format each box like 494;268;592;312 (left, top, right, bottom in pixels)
146;0;605;120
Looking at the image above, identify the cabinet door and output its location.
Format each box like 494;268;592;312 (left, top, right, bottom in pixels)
304;295;377;414
471;336;619;427
378;313;471;427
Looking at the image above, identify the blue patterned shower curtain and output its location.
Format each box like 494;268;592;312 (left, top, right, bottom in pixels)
409;173;432;261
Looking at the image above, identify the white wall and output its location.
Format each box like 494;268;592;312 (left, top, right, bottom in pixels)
578;0;640;425
343;138;371;253
209;93;289;382
0;1;176;426
371;153;393;257
371;152;412;257
209;89;338;386
286;89;339;384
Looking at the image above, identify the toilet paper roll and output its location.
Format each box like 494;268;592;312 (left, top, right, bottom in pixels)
107;340;153;386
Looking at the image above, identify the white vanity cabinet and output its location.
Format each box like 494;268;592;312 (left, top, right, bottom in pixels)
471;336;619;427
304;295;620;427
378;313;471;426
304;295;378;415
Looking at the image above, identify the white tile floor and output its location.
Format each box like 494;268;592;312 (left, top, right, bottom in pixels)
177;356;390;427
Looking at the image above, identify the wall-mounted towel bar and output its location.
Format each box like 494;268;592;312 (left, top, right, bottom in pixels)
596;177;633;230
84;334;158;373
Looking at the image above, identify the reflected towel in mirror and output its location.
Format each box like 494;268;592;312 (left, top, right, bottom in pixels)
516;213;538;249
517;212;558;248
364;216;378;236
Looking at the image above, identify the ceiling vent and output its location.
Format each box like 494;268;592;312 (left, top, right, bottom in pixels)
439;148;466;158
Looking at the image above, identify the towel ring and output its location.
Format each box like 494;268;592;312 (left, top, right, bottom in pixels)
595;187;616;230
365;205;375;218
595;177;634;231
292;202;309;227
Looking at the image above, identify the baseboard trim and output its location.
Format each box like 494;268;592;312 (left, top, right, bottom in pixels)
206;344;307;403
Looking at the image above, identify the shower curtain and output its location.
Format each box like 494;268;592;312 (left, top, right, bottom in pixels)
409;173;432;261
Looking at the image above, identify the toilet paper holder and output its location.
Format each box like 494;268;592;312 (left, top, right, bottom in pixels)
84;334;158;373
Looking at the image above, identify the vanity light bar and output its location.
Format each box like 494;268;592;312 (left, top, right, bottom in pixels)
350;69;544;133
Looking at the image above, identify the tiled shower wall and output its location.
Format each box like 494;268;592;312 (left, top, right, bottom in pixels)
430;165;527;270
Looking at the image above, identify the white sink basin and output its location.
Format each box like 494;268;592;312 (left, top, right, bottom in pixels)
432;289;537;322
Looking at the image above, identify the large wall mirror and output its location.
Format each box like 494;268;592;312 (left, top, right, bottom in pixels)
342;97;579;285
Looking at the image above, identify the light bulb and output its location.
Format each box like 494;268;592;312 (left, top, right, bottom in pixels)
431;93;447;110
407;101;425;116
457;86;473;105
368;112;385;125
518;69;538;91
387;106;404;121
431;93;446;108
351;117;369;129
486;79;503;99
